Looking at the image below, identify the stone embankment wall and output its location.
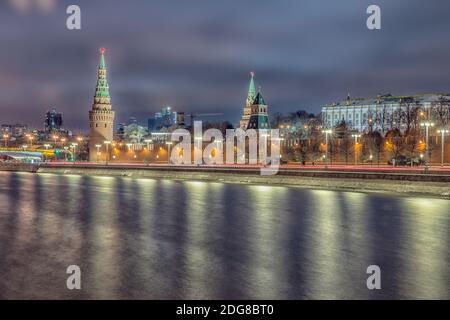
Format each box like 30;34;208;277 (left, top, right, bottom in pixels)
35;165;450;199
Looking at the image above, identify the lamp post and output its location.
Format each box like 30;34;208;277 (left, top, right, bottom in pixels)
166;141;173;164
26;134;34;148
71;143;78;162
64;146;69;162
145;139;153;150
95;144;102;163
352;134;361;166
437;129;449;168
2;134;9;148
420;122;434;167
144;139;153;165
52;135;59;146
104;141;111;165
322;129;332;168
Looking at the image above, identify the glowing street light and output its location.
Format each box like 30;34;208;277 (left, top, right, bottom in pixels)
437;129;449;167
322;129;333;167
64;146;69;161
352;134;362;165
71;143;78;162
26;134;34;146
166;141;173;164
95;144;102;162
144;139;153;150
420;122;434;166
104;140;111;165
52;135;59;146
2;134;9;148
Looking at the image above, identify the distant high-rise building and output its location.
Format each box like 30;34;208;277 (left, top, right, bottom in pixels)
148;106;178;132
88;48;115;161
44;108;63;132
128;117;138;125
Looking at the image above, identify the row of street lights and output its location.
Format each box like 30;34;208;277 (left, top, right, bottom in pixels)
322;125;450;167
98;139;174;164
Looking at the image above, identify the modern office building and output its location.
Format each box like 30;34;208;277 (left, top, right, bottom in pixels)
44;108;63;133
148;106;177;131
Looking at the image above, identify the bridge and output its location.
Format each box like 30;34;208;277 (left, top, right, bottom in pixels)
0;150;46;163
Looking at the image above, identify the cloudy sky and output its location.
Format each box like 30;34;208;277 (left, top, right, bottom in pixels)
1;0;450;130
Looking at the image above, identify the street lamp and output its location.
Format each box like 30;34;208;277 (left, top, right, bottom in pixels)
166;141;173;164
322;129;332;167
26;134;34;147
144;139;153;150
71;143;78;162
64;146;69;162
52;135;59;146
2;134;9;148
437;129;449;167
104;141;111;165
95;144;102;163
351;134;361;165
420;122;434;166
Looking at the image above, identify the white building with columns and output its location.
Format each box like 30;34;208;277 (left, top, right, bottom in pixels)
322;93;450;133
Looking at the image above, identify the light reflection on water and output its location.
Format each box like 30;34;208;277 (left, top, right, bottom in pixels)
0;172;448;299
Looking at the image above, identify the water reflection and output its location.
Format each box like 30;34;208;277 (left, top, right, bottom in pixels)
0;172;449;299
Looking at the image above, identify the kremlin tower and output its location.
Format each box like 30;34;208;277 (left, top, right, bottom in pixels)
240;72;257;129
88;48;115;161
240;72;270;130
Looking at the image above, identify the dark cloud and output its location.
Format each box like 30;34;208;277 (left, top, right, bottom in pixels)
1;0;450;129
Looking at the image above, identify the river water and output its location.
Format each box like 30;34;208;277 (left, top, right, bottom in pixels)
0;171;448;299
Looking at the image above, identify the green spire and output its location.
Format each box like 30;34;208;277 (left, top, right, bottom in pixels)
95;48;110;99
246;71;257;106
99;48;106;69
253;92;266;105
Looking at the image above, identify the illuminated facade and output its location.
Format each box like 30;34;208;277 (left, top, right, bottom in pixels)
322;93;450;132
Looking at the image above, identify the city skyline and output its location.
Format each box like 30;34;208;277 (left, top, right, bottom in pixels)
2;0;450;130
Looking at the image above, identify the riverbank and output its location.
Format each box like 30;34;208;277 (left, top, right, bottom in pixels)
31;164;450;199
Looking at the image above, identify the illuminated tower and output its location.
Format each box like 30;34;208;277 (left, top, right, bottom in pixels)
89;48;115;161
247;90;271;130
240;72;257;129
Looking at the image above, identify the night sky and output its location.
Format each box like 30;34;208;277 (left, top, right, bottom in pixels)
1;0;450;131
